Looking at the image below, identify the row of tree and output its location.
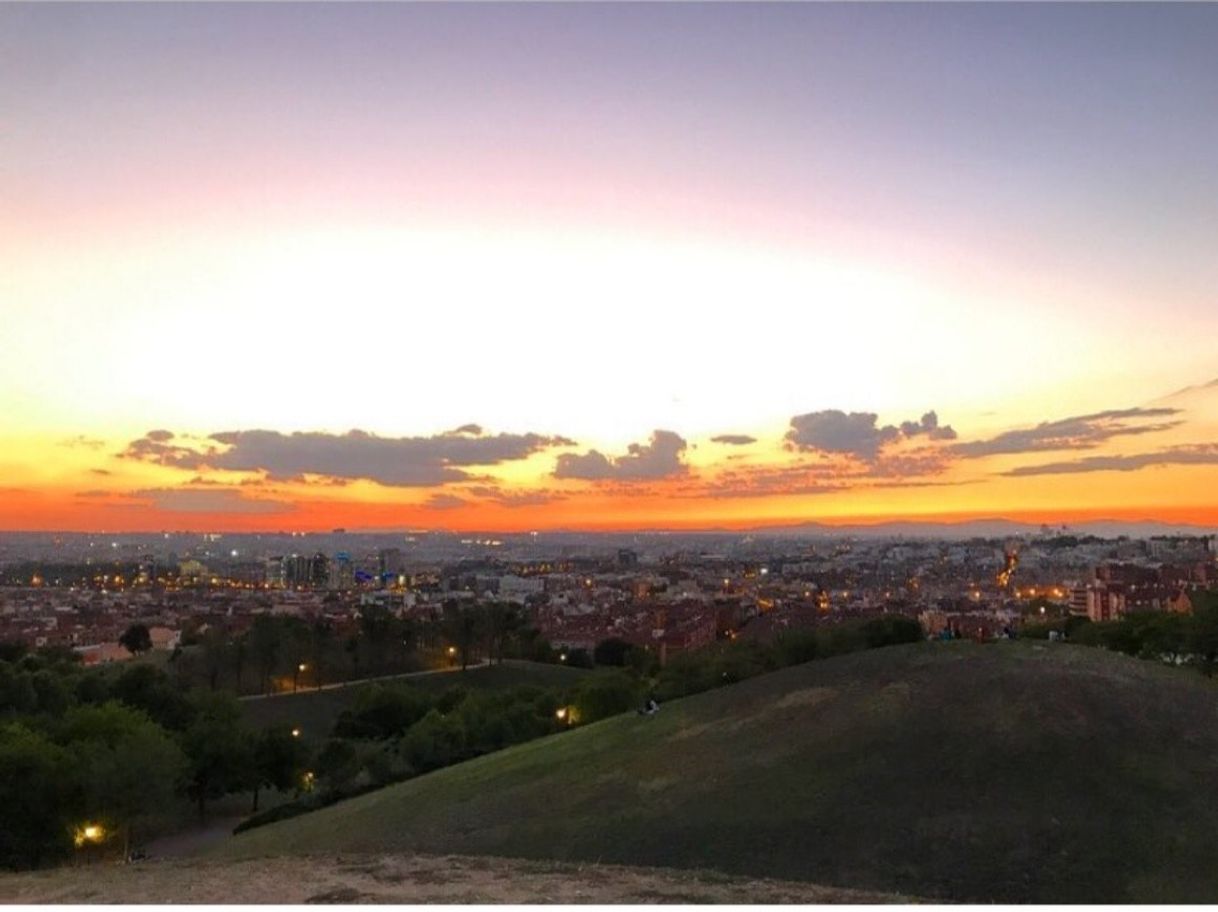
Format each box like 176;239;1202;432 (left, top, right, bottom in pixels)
167;601;553;696
1022;594;1218;675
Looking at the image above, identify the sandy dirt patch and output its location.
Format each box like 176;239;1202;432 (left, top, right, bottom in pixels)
0;852;908;904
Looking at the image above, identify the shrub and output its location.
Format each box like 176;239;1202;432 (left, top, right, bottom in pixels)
333;685;432;740
859;616;923;649
315;739;360;792
774;630;820;667
400;710;467;773
593;638;636;667
573;669;644;723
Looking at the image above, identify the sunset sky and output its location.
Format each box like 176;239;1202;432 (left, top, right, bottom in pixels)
3;3;1218;532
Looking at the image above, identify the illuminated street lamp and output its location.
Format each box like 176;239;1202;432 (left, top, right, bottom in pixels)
291;727;301;738
293;662;307;692
559;652;567;663
555;707;567;721
73;823;106;849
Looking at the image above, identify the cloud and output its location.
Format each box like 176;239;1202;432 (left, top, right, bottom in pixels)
710;434;758;446
680;452;967;500
554;430;688;481
899;411;958;441
129;488;294;514
1002;444;1218;477
59;435;106;450
423;493;468;511
120;433;208;467
953;408;1181;458
121;427;576;487
785;409;956;460
465;485;568;508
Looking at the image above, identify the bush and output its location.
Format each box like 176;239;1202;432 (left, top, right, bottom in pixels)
573;669;644;723
774;630;820;667
859;616;923;649
818;624;867;658
654;652;721;701
711;640;778;685
333;686;432;740
593;638;636;667
400;710;467;773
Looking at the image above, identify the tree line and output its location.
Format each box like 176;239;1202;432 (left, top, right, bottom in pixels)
0;651;309;870
161;601;552;696
1021;591;1218;675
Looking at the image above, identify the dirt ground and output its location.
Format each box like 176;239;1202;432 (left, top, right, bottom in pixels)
0;853;906;904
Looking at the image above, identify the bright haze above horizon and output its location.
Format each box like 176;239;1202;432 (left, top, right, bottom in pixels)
3;3;1218;533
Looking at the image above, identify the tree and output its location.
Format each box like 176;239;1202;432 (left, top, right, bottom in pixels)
231;636;248;694
315;738;360;793
250;726;310;812
333;685;432;740
774;629;820;667
442;602;485;671
118;623;152;656
109;664;195;731
1141;613;1188;665
593;637;636;667
400;709;467;773
181;692;254;822
1187;605;1218;677
359;605;394;673
0;723;76;869
859;615;923;649
60;703;186;859
573;669;644;723
200;628;229;691
485;603;520;665
310;619;334;689
249;616;282;694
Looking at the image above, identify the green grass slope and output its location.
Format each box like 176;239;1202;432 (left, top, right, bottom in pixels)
221;642;1218;903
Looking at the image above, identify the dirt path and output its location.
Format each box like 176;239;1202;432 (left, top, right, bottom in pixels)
0;853;907;904
144;816;244;860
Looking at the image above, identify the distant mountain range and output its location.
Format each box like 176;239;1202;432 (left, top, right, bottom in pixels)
744;518;1218;539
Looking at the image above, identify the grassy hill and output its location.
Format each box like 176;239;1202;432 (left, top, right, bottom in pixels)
241;660;589;736
221;642;1218;903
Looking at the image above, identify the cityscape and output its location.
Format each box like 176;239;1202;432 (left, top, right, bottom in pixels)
2;529;1217;673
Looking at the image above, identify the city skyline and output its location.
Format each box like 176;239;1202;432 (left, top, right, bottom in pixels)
4;3;1218;532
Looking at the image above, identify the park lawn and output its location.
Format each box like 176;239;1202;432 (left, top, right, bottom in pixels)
222;641;1218;903
240;660;589;739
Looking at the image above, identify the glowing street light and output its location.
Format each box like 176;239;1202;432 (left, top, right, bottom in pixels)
555;707;567;721
73;823;106;848
291;728;301;738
